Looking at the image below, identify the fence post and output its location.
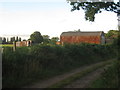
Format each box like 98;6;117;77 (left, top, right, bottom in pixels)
13;41;16;51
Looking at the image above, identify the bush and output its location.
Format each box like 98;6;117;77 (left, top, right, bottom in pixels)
91;60;119;88
2;43;117;88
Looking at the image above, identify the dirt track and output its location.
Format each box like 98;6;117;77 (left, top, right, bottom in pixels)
23;60;113;88
64;67;104;88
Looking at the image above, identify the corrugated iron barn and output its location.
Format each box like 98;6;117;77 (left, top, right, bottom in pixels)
60;31;105;45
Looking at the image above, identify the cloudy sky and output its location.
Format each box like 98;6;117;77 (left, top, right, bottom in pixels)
0;0;119;40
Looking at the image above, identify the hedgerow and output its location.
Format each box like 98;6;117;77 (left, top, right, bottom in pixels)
2;43;117;88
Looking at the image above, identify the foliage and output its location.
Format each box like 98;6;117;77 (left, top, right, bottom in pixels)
15;36;18;42
67;0;120;21
30;31;43;44
105;30;119;39
50;37;59;45
42;35;50;44
2;37;6;44
18;37;21;41
2;43;117;88
90;60;119;88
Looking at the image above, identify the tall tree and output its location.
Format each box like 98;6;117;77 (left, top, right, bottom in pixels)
18;37;21;41
2;37;6;44
12;37;15;42
7;38;9;43
67;0;120;87
16;36;18;42
30;31;43;44
67;0;120;21
105;30;119;39
42;35;50;44
10;37;15;43
0;37;2;44
10;37;12;43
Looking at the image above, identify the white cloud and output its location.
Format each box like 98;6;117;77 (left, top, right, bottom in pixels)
0;6;118;40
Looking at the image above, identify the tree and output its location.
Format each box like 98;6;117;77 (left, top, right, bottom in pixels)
10;37;13;43
105;30;119;39
7;38;9;43
18;37;21;41
67;0;120;87
10;37;15;43
67;0;120;21
30;31;43;44
42;35;50;44
2;37;6;44
0;37;2;44
12;37;15;42
16;36;18;42
50;37;59;45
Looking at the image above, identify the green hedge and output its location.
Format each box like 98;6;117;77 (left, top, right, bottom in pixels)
2;43;116;88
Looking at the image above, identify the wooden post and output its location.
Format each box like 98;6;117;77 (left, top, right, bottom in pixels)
13;41;16;51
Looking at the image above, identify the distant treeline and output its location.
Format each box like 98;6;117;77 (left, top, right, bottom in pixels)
0;36;22;44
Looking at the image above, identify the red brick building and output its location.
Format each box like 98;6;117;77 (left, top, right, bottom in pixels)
60;31;105;45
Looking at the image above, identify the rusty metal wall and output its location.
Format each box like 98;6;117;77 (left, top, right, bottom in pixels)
60;36;101;44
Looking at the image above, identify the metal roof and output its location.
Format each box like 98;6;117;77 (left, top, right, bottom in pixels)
61;31;104;36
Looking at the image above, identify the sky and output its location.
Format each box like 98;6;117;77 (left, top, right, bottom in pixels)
0;0;119;40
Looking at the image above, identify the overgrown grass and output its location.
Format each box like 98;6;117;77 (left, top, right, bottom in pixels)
2;43;117;88
90;60;119;88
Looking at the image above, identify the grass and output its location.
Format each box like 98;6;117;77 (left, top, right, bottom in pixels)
89;60;118;88
0;44;13;47
48;59;114;88
89;76;105;88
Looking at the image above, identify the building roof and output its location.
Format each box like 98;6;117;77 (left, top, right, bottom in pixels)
61;31;104;36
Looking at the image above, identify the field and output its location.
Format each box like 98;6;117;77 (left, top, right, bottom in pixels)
2;43;118;88
0;44;13;47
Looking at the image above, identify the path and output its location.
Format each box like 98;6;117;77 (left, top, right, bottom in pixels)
23;60;114;88
64;67;105;88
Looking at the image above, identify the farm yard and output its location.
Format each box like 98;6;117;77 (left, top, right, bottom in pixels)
2;42;118;88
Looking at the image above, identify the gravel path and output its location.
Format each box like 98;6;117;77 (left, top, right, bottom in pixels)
23;60;113;88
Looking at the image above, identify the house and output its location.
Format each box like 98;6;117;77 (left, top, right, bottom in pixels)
16;40;32;47
56;41;60;45
60;31;105;45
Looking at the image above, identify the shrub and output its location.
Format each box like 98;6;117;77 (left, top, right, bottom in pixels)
2;43;117;88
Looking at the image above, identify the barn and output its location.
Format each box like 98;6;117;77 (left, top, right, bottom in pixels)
60;31;105;45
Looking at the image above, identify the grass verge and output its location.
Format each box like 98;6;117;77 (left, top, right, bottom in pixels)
89;60;118;88
48;59;114;88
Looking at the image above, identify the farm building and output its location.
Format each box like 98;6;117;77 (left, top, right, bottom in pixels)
16;40;32;47
60;31;105;45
